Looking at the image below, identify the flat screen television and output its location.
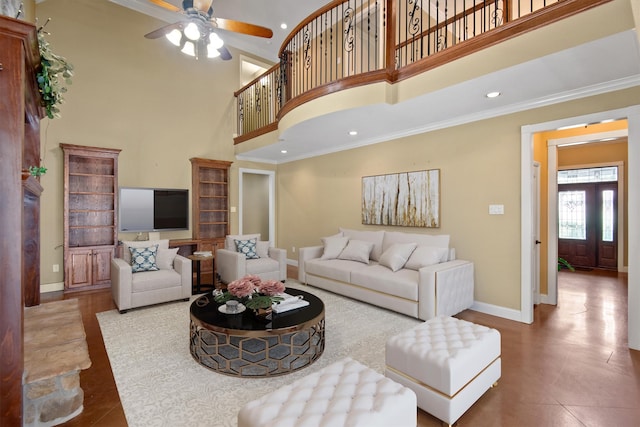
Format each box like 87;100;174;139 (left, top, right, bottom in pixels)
119;187;189;232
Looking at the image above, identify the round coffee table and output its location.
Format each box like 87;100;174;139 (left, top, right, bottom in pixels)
189;287;325;377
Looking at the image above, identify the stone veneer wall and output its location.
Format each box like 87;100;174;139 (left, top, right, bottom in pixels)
23;299;91;426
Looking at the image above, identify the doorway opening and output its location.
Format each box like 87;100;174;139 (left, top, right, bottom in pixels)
558;166;619;271
238;168;275;247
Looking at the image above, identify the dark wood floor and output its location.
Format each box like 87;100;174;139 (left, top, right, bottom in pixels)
43;267;639;426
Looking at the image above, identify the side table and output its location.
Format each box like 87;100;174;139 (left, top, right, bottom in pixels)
186;254;215;294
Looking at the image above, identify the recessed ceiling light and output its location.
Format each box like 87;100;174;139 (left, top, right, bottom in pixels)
280;23;287;30
486;91;501;98
349;130;358;136
280;150;287;154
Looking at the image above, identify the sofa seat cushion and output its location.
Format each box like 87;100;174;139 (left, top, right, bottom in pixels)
131;269;181;293
246;257;280;275
305;258;371;283
350;265;419;301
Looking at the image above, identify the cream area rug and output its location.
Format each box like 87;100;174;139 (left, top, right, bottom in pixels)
97;282;421;427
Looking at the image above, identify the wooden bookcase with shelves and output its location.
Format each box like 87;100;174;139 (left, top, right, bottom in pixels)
62;144;121;292
190;158;232;276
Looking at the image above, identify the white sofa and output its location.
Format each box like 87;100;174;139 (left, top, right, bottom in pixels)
216;233;287;284
298;228;474;321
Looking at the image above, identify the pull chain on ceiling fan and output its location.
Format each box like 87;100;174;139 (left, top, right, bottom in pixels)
145;0;273;60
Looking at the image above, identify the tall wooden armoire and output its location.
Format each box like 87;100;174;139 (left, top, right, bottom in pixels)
0;15;44;425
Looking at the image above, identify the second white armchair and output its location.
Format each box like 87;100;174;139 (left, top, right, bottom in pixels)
216;234;287;285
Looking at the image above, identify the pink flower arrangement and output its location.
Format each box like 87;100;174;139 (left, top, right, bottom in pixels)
258;279;286;296
215;275;285;310
227;277;257;298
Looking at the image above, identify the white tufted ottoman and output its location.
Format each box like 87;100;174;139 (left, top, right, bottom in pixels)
385;316;501;426
238;357;417;427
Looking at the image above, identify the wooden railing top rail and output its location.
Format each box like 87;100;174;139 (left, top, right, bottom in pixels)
234;62;280;98
278;0;346;57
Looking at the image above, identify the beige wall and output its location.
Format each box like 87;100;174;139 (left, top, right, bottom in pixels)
277;87;640;311
36;0;269;286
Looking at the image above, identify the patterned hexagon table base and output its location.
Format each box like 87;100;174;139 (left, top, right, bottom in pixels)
189;319;325;377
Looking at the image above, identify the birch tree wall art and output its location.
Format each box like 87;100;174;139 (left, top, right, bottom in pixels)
362;169;440;227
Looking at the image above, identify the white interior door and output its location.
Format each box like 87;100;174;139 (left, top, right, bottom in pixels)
532;162;541;305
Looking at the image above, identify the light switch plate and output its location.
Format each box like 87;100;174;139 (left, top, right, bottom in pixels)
489;204;504;215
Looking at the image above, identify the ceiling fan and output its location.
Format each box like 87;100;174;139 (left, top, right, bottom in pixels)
144;0;273;60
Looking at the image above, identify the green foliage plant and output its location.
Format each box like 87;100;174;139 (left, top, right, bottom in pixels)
36;21;73;119
558;257;575;272
28;166;48;177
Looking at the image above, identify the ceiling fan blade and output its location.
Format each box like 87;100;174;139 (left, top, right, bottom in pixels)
148;0;182;13
218;45;232;61
193;0;214;13
144;22;184;39
211;18;273;39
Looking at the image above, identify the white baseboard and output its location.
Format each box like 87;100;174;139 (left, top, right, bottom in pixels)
470;301;523;323
40;282;64;293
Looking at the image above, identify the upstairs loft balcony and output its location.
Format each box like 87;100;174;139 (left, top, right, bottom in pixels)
233;0;639;162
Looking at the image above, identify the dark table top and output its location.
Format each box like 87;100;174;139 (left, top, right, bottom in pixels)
190;287;324;332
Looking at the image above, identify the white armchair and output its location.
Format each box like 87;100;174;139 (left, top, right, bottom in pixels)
111;239;192;313
216;234;287;284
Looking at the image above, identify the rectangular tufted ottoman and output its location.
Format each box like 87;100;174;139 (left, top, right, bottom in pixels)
238;357;417;427
385;316;501;426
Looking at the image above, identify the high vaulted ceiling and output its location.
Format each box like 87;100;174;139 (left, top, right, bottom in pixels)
110;0;331;61
110;1;640;164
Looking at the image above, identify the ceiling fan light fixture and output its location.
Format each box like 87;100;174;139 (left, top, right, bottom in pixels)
209;32;223;50
184;22;201;41
207;45;221;58
165;29;182;47
181;41;196;56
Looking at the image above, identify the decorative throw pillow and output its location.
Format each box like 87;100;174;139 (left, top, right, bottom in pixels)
156;247;179;270
337;240;374;264
129;245;159;273
122;239;170;264
235;238;259;259
379;243;418;272
256;241;270;258
404;246;449;270
226;234;260;251
320;236;349;260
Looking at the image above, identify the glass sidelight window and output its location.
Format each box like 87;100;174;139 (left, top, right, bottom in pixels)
602;190;614;242
558;191;586;239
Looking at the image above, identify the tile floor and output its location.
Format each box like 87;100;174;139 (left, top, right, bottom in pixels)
43;268;639;426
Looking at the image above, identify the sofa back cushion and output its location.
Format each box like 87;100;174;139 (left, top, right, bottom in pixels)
404;246;449;270
156;247;179;270
339;228;385;261
337;240;374;264
321;235;350;260
379;243;417;272
382;231;449;253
